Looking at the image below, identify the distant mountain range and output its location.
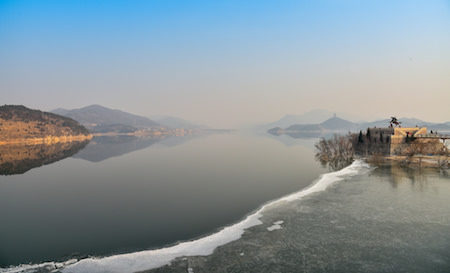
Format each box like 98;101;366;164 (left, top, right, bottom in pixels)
52;105;160;133
257;109;370;131
52;105;206;133
268;115;450;138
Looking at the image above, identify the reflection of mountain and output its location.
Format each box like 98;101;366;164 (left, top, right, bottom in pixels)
260;131;318;148
72;135;163;162
73;135;200;162
156;135;200;147
0;141;89;175
284;131;336;139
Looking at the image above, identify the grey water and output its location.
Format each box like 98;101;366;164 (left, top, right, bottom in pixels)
0;133;325;268
2;133;450;273
149;163;450;273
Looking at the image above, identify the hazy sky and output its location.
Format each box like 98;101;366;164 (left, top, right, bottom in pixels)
1;0;449;127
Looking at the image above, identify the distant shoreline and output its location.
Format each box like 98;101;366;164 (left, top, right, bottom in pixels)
0;128;237;145
91;128;236;137
0;134;93;146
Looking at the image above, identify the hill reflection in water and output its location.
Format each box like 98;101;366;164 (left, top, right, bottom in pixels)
73;135;197;162
0;135;199;175
0;141;89;175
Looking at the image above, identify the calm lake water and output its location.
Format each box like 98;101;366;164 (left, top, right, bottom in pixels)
2;133;449;273
0;133;326;268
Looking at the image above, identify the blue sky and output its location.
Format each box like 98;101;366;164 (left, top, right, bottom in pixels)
1;0;449;127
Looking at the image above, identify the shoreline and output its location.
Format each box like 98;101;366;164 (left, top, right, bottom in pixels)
366;155;449;169
91;128;236;138
0;134;93;146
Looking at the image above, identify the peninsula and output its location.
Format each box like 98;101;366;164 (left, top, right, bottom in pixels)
315;117;449;170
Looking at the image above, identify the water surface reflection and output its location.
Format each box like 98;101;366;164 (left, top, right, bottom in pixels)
0;133;325;267
0;141;89;175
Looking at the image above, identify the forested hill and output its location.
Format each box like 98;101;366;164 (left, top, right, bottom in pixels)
0;105;90;141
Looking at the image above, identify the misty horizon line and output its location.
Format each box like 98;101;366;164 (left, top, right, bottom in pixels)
4;103;448;129
48;104;450;125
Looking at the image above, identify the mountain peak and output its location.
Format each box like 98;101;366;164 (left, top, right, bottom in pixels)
51;105;160;133
79;104;112;111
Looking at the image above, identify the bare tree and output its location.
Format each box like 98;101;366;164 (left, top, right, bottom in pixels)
315;134;354;170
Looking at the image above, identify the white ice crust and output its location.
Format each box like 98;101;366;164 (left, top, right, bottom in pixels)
267;220;284;231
